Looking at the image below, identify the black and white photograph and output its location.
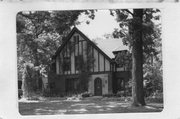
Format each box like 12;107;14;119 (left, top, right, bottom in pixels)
16;9;163;115
0;1;180;119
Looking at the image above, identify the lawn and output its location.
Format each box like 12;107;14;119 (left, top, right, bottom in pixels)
19;97;163;115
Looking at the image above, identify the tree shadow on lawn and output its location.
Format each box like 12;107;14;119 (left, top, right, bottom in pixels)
19;99;163;115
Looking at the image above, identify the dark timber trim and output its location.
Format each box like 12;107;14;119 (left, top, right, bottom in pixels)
78;36;79;56
90;71;111;75
62;49;64;75
59;54;61;74
74;37;76;74
68;43;72;74
77;36;79;74
98;52;100;71
66;45;68;57
104;56;106;71
81;41;83;57
53;27;112;63
92;48;94;72
110;64;112;72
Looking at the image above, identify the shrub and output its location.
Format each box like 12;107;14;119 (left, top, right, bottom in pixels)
18;89;23;99
21;63;42;99
143;63;163;97
81;92;92;98
103;93;115;97
146;91;163;103
116;91;125;97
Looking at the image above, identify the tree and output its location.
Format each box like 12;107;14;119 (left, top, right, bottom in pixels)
111;9;161;106
114;50;132;71
17;11;83;97
21;63;40;99
131;9;145;106
17;10;96;77
17;11;83;68
17;10;96;97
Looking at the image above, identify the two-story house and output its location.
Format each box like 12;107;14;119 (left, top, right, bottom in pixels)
48;27;130;96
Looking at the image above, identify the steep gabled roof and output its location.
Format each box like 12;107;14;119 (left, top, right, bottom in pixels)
53;27;113;63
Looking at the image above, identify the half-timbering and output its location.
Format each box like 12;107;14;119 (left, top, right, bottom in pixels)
48;27;131;96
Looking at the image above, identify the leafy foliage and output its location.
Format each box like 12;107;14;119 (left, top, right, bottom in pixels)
76;42;95;92
17;10;97;99
111;9;162;106
17;10;96;82
144;61;163;97
114;50;132;71
111;9;161;63
21;63;41;99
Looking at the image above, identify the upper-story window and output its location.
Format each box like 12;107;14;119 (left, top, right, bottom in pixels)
63;57;71;72
74;35;79;44
75;55;83;71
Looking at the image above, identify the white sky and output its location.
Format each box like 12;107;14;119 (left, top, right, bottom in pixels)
76;10;129;58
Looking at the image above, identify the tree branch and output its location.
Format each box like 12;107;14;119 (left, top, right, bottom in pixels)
124;9;134;16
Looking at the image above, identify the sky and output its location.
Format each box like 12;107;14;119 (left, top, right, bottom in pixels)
76;10;129;58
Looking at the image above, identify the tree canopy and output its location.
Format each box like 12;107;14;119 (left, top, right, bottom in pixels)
17;10;95;80
110;9;162;106
17;9;162;105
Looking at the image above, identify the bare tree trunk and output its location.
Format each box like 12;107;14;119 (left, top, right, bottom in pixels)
131;9;146;106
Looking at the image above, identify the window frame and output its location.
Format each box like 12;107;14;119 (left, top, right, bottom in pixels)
63;57;71;72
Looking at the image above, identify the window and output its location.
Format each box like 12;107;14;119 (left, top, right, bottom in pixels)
66;78;79;93
74;35;79;44
51;62;56;73
75;55;83;71
50;82;56;90
63;57;71;72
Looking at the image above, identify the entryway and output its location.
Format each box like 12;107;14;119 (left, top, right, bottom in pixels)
94;78;102;96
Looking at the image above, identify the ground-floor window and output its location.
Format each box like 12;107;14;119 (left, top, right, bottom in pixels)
65;78;80;94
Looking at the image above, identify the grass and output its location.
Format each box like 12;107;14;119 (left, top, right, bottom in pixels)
19;97;163;115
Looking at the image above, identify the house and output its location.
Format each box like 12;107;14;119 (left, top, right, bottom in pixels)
48;27;131;96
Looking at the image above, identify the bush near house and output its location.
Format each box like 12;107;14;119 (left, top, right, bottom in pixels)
146;91;163;103
81;92;92;97
18;89;23;99
102;93;116;97
21;63;42;100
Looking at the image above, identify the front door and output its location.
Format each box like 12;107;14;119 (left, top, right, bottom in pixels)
94;78;102;96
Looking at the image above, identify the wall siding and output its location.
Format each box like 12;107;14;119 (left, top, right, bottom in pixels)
105;59;110;71
56;31;111;75
93;48;98;72
99;53;104;72
83;41;87;63
52;30;116;95
59;53;63;74
71;50;75;74
56;56;59;74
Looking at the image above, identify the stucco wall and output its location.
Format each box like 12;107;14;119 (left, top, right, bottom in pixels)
56;56;59;74
42;76;48;89
99;53;104;72
88;73;109;95
105;58;110;71
56;31;112;75
93;48;98;72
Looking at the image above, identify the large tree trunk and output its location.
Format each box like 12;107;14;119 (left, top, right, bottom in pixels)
131;9;146;106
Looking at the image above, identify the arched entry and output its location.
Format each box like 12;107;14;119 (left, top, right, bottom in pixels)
94;78;102;96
